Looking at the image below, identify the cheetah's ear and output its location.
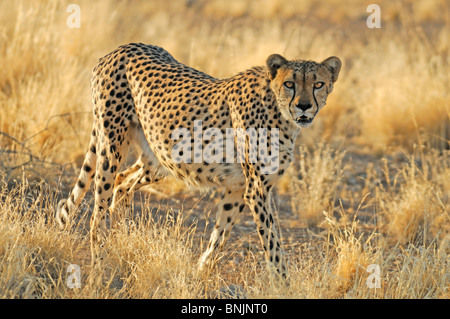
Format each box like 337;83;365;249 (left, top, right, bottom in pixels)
321;56;342;83
266;54;288;80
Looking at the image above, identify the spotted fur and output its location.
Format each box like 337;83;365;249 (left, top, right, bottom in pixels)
57;43;341;280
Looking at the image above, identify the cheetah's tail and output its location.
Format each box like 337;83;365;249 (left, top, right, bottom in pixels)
56;124;98;229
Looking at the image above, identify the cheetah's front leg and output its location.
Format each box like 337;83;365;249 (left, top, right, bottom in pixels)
198;190;245;272
245;176;288;280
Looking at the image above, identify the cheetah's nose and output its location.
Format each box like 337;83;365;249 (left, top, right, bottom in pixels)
296;103;312;111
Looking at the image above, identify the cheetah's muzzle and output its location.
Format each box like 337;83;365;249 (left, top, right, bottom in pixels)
294;115;313;126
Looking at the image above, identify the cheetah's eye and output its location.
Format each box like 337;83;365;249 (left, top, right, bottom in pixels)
284;81;294;89
314;82;325;89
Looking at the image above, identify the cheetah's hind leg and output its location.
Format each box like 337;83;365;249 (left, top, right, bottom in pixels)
110;153;167;228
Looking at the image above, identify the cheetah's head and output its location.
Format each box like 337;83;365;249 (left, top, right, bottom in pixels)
267;54;341;128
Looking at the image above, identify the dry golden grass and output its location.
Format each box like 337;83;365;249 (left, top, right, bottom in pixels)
104;210;206;298
323;211;379;296
286;143;346;227
377;149;450;245
0;173;448;298
0;176;82;298
0;0;449;299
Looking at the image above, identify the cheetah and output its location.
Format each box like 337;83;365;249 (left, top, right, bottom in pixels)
57;43;341;280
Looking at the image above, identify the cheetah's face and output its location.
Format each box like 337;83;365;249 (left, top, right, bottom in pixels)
267;54;341;128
